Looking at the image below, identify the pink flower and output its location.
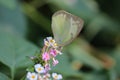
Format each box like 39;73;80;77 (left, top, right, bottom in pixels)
50;49;57;57
44;64;51;73
42;52;50;61
53;58;59;66
43;73;50;79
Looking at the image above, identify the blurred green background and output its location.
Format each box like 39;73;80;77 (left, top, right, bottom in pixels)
0;0;120;80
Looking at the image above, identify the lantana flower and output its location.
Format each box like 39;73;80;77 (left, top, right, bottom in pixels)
53;42;58;48
34;64;45;74
50;49;57;57
42;52;50;61
47;37;55;44
53;58;59;66
38;74;43;80
45;64;51;73
27;72;37;80
52;73;62;80
44;39;50;47
46;37;58;48
43;73;51;80
56;49;63;55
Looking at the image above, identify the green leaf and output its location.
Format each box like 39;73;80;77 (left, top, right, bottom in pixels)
84;14;120;41
107;69;117;80
26;67;34;72
49;0;99;21
0;72;10;80
0;0;16;9
82;72;108;80
22;3;51;33
0;1;27;37
66;38;104;70
111;46;120;75
0;31;38;79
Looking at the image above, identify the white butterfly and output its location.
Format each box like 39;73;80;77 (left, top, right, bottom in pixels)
52;10;84;47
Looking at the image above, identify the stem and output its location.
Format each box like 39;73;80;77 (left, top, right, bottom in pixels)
42;46;46;54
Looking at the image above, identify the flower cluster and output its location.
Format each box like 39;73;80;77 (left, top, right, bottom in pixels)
42;37;62;66
27;64;62;80
26;37;63;80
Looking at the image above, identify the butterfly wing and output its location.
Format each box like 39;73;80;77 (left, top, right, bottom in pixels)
52;10;84;46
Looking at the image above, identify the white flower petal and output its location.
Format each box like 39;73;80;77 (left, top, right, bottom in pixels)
52;73;63;80
34;64;45;74
27;72;31;79
27;72;37;80
47;37;53;41
52;73;57;77
34;64;42;68
58;74;62;79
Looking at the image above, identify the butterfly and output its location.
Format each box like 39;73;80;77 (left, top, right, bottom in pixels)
52;10;84;47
